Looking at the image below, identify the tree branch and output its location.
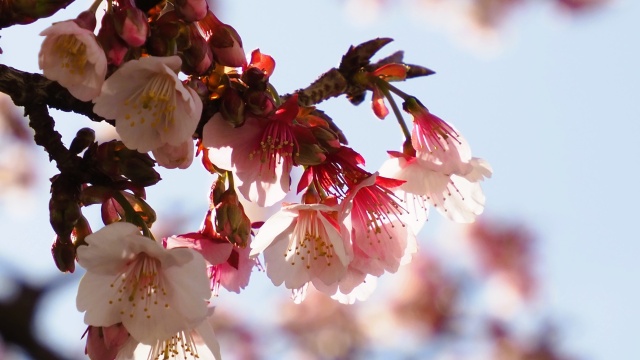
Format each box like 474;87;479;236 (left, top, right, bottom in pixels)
0;64;107;123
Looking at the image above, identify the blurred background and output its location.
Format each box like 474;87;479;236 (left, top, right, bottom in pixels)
1;0;638;359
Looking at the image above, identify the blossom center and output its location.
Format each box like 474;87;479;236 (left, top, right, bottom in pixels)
248;120;298;179
414;113;461;153
149;331;201;360
353;185;406;242
109;253;169;320
286;211;336;269
123;74;177;131
54;35;88;76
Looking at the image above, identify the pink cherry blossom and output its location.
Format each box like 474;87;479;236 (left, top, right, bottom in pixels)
203;96;303;206
250;203;350;290
76;222;212;346
343;173;417;275
39;20;107;101
93;56;202;154
379;151;492;224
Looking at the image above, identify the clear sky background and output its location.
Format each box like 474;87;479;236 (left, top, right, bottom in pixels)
0;0;639;359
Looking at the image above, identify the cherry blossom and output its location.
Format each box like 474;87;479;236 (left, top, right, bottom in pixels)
250;202;351;290
203;96;304;206
76;222;213;347
39;20;107;101
93;56;202;154
379;151;492;223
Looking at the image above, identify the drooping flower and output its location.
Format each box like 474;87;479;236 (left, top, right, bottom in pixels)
202;95;304;206
93;56;203;153
342;173;418;276
404;98;459;154
379;150;492;224
76;222;212;346
39;20;107;101
250;202;351;290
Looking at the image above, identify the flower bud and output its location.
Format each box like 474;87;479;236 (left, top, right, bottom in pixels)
113;1;149;47
295;142;326;166
215;189;251;247
97;13;129;66
244;90;275;117
69;128;96;154
119;156;162;187
85;324;129;360
198;11;246;67
51;236;76;273
181;26;213;75
174;0;208;22
74;10;97;31
242;67;268;91
210;175;226;206
220;88;245;127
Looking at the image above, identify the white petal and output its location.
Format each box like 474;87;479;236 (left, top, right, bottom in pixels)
250;210;296;256
76;271;122;326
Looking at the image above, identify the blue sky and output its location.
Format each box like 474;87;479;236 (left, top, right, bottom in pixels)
1;0;639;359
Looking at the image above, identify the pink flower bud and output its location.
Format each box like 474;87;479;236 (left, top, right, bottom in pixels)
181;26;213;75
97;13;129;66
198;11;247;67
175;0;208;22
85;324;129;360
113;3;149;47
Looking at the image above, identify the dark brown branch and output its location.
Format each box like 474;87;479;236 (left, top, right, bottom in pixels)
0;64;107;123
0;0;75;30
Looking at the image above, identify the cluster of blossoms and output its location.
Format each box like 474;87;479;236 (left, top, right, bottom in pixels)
34;0;491;358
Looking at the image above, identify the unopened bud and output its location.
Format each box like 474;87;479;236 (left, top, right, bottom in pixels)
181;27;213;75
174;0;208;22
97;13;129;66
215;189;251;247
295;142;326;166
242;67;268;91
74;10;97;31
113;4;149;47
69;128;96;154
199;11;246;67
244;90;275;117
119;156;161;187
220;88;245;127
52;236;76;273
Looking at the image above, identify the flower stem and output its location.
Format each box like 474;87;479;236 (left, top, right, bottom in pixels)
383;81;412;101
89;0;103;13
381;86;412;143
112;191;155;240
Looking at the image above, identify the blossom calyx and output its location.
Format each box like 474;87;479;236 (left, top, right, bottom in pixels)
215;189;251;247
